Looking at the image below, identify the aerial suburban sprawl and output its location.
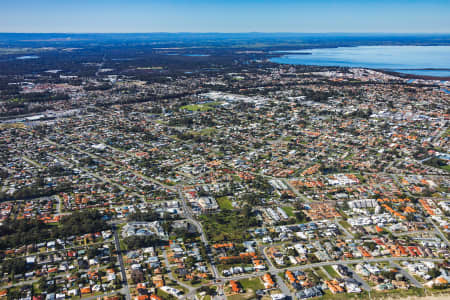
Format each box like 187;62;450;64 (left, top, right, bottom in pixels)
0;34;449;300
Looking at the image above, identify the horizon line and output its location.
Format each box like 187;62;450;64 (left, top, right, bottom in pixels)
1;31;450;35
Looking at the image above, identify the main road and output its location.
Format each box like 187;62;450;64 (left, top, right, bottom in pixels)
176;187;226;300
113;225;131;300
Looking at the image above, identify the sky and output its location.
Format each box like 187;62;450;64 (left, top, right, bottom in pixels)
1;0;449;33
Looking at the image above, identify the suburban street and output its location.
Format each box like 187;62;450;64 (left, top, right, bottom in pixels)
113;226;131;300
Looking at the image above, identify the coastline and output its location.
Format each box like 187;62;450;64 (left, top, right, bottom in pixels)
269;45;450;79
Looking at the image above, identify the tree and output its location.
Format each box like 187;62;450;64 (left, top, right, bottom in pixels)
184;256;196;269
0;210;108;250
295;210;309;223
242;204;252;218
198;286;215;296
406;214;415;222
1;258;27;276
131;269;144;284
87;247;99;259
428;268;441;278
381;270;397;281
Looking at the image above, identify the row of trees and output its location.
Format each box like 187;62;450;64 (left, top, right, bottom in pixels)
123;236;168;250
0;182;72;202
0;210;109;250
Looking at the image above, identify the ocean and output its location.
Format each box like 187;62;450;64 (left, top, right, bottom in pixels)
270;46;450;77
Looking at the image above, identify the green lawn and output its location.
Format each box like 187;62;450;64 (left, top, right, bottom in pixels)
157;289;172;299
119;240;128;251
338;220;352;231
337;208;349;219
199;127;218;135
239;277;264;290
282;206;295;217
186;127;218;136
442;164;450;172
217;196;233;210
180;102;222;112
199;211;257;242
323;265;340;278
180;104;213;111
314;268;330;280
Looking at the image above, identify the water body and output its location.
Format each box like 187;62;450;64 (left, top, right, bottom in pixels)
184;54;210;57
271;46;450;77
111;58;135;61
16;55;40;60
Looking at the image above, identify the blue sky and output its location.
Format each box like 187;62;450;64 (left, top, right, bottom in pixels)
1;0;449;33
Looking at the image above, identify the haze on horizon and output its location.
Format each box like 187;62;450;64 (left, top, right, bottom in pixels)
1;0;450;34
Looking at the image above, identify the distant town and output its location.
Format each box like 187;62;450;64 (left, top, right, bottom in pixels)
0;34;449;300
